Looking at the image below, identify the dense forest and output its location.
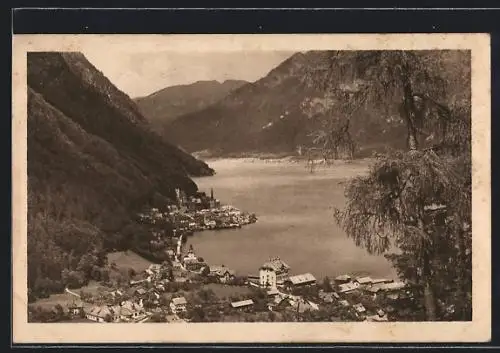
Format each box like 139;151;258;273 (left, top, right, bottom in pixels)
27;52;214;301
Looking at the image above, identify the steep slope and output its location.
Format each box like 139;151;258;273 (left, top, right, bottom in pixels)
26;52;214;299
160;52;316;154
134;79;248;126
163;51;470;157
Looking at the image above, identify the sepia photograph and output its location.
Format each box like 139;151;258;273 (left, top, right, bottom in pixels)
12;34;491;343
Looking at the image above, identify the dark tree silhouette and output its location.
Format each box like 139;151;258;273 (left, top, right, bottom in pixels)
309;50;473;321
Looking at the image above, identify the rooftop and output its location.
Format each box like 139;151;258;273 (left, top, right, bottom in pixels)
288;273;317;285
260;257;290;273
172;297;187;306
355;276;373;284
338;282;358;293
231;299;254;308
121;300;143;312
210;265;236;276
335;274;351;281
87;306;112;318
379;282;406;291
353;303;366;312
365;285;382;293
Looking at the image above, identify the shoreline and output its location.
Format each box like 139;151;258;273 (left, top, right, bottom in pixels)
196;156;377;168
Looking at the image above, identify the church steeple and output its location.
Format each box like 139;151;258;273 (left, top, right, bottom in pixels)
210;188;214;200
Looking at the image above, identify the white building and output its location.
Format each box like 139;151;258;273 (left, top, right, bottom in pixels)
183;249;198;263
170;296;187;314
259;257;290;288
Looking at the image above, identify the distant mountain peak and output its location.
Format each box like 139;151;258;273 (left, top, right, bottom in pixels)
159;50;470;157
134;78;248;126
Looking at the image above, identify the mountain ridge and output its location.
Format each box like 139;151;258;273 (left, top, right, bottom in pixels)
160;50;471;157
27;52;214;299
134;79;248;126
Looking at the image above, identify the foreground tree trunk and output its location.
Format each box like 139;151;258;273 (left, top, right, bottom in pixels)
455;220;470;320
420;219;437;321
401;65;419;151
423;269;437;321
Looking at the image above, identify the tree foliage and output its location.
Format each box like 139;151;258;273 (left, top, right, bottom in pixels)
300;50;470;162
328;50;472;321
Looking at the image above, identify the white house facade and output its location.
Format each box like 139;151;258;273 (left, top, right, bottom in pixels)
259;257;290;288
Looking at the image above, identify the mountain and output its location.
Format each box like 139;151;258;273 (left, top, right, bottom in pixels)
26;52;214;299
134;79;248;127
161;51;470;157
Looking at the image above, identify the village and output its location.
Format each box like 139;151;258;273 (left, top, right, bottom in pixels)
29;247;418;323
28;187;420;323
137;188;257;237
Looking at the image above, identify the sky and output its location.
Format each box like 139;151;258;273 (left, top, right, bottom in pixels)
83;50;295;98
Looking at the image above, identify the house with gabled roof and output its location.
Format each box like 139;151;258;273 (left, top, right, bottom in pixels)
354;276;373;286
230;299;254;311
209;265;236;283
338;282;359;294
259;257;290;288
285;273;317;289
67;299;84;316
85;305;112;323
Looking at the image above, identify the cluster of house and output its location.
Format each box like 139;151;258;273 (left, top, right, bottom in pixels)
257;257;317;290
136;207;169;225
187;206;257;231
180;248;206;271
335;274;406;298
65;262;196;323
208;264;236;284
136;188;257;242
240;256;410;321
176;188;222;212
56;251;413;323
56;296;149;323
84;299;148;323
327;274;411;321
177;247;236;284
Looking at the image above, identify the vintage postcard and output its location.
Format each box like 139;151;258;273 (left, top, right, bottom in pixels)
12;33;491;343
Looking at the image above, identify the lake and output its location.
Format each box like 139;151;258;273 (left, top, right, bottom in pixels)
188;158;398;281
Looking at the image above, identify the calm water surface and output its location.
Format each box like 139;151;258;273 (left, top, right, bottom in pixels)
189;158;398;281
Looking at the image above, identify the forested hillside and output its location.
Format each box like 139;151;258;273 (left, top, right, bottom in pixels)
27;52;214;300
134;79;247;128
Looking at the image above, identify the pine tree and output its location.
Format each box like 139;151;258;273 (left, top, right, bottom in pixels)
316;50;473;321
